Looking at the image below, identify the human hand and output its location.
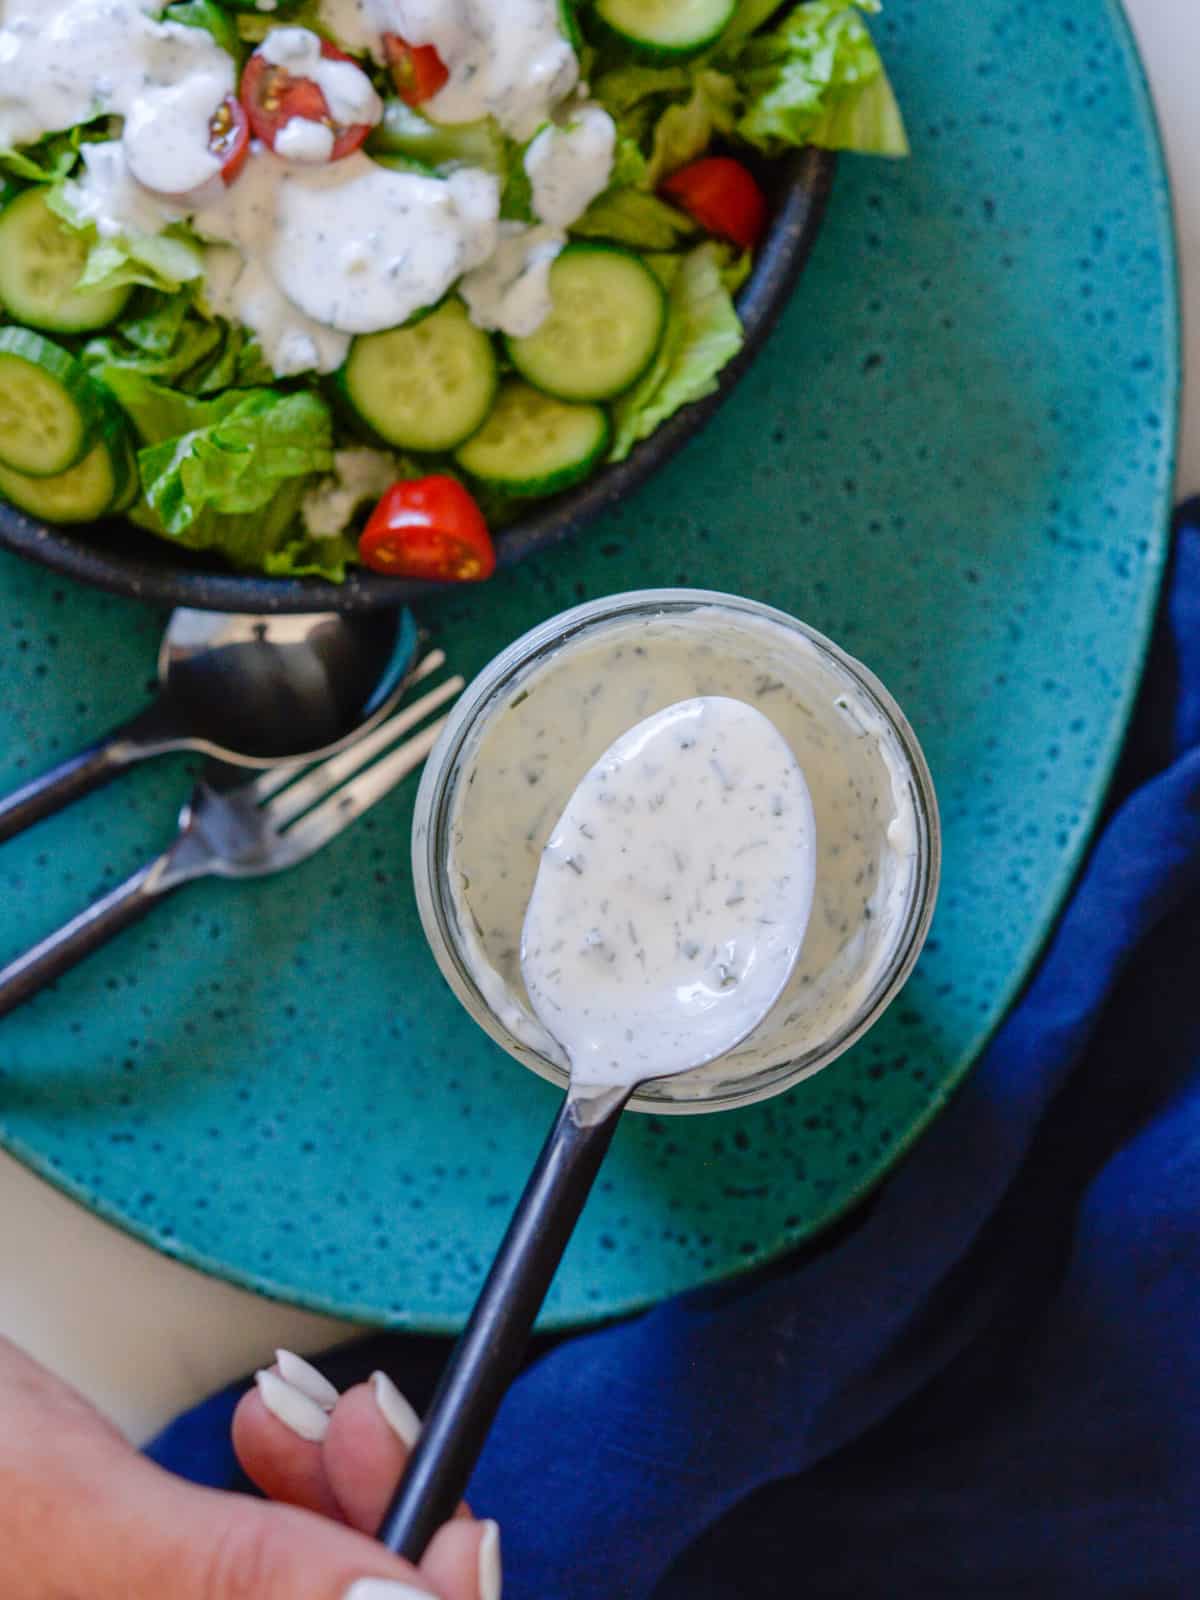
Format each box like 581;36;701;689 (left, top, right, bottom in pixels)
0;1336;499;1599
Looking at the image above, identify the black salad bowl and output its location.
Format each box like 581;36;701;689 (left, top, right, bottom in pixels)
0;148;836;613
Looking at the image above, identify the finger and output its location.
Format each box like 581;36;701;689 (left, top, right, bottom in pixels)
321;1373;473;1535
422;1519;502;1600
232;1351;342;1519
136;1469;452;1600
0;1338;483;1600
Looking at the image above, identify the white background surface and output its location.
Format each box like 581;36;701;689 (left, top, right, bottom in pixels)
1;0;1197;1447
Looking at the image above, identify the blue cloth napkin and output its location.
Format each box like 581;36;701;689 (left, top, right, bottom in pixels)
149;501;1200;1597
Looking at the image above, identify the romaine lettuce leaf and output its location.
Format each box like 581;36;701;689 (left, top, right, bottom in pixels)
591;0;906;175
261;530;358;582
90;372;335;571
163;0;242;59
644;69;739;186
572;187;695;249
719;0;790;51
76;229;205;293
132;388;334;570
0;126;91;183
609;241;744;461
47;176;206;292
732;0;908;155
84;294;272;398
91;367;218;444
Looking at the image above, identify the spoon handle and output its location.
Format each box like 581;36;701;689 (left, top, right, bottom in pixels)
377;1083;631;1561
0;738;134;845
0;702;177;846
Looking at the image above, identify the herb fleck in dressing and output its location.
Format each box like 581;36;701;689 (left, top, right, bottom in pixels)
447;608;923;1099
520;696;816;1089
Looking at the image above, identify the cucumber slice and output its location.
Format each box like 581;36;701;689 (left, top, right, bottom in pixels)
0;327;106;477
368;101;507;175
96;389;139;511
0;424;128;523
505;243;666;403
340;299;499;453
0;189;132;333
455;380;611;497
594;0;736;59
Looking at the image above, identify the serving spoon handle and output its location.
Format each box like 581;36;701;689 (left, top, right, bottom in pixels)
377;1081;632;1561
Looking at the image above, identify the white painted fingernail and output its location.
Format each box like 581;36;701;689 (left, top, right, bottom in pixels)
254;1369;329;1442
370;1370;421;1449
275;1348;338;1411
478;1519;502;1600
341;1582;431;1600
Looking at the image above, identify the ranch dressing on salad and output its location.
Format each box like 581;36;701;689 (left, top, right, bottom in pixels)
0;0;613;373
370;0;578;139
183;140;499;363
0;0;233;160
445;608;924;1098
520;697;816;1089
524;105;616;231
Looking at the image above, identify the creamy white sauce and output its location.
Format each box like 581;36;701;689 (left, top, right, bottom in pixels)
301;445;397;536
122;61;234;196
64;139;184;239
1;0;610;378
318;0;381;57
259;27;381;127
191;150;499;345
272;158;498;333
202;239;351;376
273;117;336;164
0;0;232;156
370;0;577;139
445;609;925;1101
521;697;816;1089
459;220;563;337
525;104;615;230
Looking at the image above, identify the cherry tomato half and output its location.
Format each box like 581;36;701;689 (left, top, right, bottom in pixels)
208;94;250;184
382;33;450;106
240;40;374;162
660;156;768;252
359;476;496;582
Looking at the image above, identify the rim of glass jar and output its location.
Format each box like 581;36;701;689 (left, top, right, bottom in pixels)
411;589;942;1115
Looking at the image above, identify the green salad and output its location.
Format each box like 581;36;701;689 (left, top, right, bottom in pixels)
0;0;904;582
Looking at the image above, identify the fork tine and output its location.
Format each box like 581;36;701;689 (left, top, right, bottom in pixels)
252;648;449;804
274;714;450;864
265;674;464;829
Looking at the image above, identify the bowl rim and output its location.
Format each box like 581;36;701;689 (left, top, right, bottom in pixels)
0;147;836;613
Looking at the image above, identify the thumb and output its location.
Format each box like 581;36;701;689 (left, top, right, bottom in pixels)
108;1456;487;1600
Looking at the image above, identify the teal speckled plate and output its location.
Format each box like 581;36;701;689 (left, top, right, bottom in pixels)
0;0;1177;1331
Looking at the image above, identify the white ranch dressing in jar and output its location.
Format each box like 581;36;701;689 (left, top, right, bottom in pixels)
439;604;931;1103
521;697;816;1089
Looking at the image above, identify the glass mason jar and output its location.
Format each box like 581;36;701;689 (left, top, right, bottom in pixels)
412;590;940;1114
